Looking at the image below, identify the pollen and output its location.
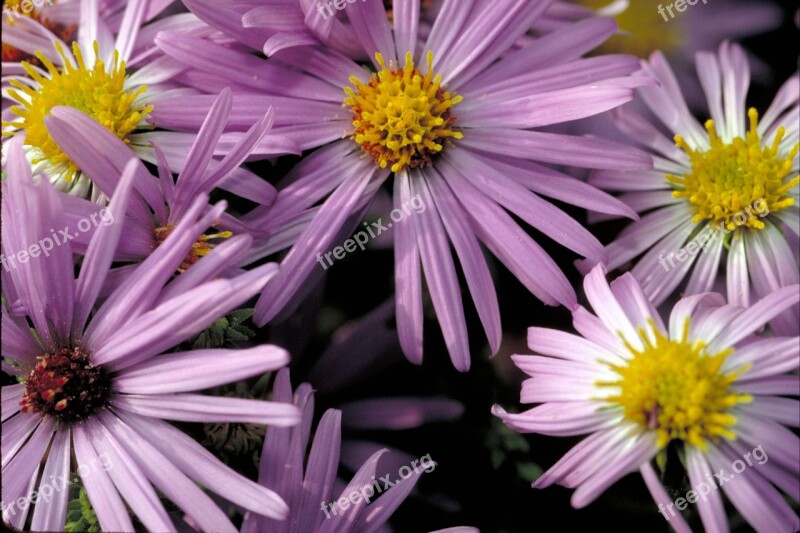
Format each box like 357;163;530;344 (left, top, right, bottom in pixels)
597;320;751;450
21;347;111;423
155;225;233;272
2;41;152;184
667;109;799;231
344;51;463;173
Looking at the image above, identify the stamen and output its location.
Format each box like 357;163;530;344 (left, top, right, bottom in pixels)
344;51;463;173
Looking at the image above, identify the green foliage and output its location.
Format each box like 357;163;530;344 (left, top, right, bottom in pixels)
202;380;270;466
486;418;542;483
64;483;100;532
188;308;256;350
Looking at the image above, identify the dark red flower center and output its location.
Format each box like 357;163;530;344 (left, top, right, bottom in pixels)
21;347;111;422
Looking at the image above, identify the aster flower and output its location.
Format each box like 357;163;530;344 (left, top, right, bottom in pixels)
494;264;800;532
242;368;429;533
535;0;781;66
155;0;651;371
1;137;300;531
1;0;281;200
585;41;799;335
530;1;783;113
40;90;299;287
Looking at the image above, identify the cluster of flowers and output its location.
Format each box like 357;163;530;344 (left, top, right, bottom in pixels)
1;0;798;531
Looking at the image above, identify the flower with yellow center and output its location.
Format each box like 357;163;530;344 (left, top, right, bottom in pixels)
598;319;752;449
589;42;799;324
497;265;800;529
3;41;152;190
344;51;463;173
666;109;799;231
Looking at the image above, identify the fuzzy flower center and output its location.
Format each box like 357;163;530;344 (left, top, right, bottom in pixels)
3;41;152;183
21;347;111;422
599;320;751;449
667;109;799;231
155;225;233;272
576;0;682;57
344;51;463;173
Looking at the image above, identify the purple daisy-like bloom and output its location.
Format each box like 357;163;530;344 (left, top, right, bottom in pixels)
242;368;430;533
535;0;781;62
154;0;652;371
39;89;299;284
531;1;783;111
494;264;800;532
585;41;799;335
1;0;244;200
1;136;300;531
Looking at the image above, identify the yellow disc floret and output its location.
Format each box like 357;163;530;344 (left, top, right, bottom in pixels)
598;320;751;449
344;51;463;173
3;41;152;184
667;109;799;231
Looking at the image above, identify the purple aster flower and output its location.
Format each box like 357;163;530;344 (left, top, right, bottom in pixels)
494;264;800;532
535;0;781;64
1;0;242;200
154;0;651;371
1;136;300;531
531;1;783;111
242;368;431;533
585;41;799;335
38;90;298;287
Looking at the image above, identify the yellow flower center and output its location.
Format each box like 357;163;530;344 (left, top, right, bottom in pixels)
155;225;233;273
344;51;463;173
3;41;152;184
575;0;683;57
598;320;751;449
666;109;799;231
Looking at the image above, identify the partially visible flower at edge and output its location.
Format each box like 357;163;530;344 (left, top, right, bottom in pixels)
494;264;799;532
584;41;799;335
1;136;299;532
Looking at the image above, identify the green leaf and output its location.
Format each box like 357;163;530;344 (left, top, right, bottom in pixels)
516;462;543;483
64;485;100;532
228;308;255;325
188;308;258;349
